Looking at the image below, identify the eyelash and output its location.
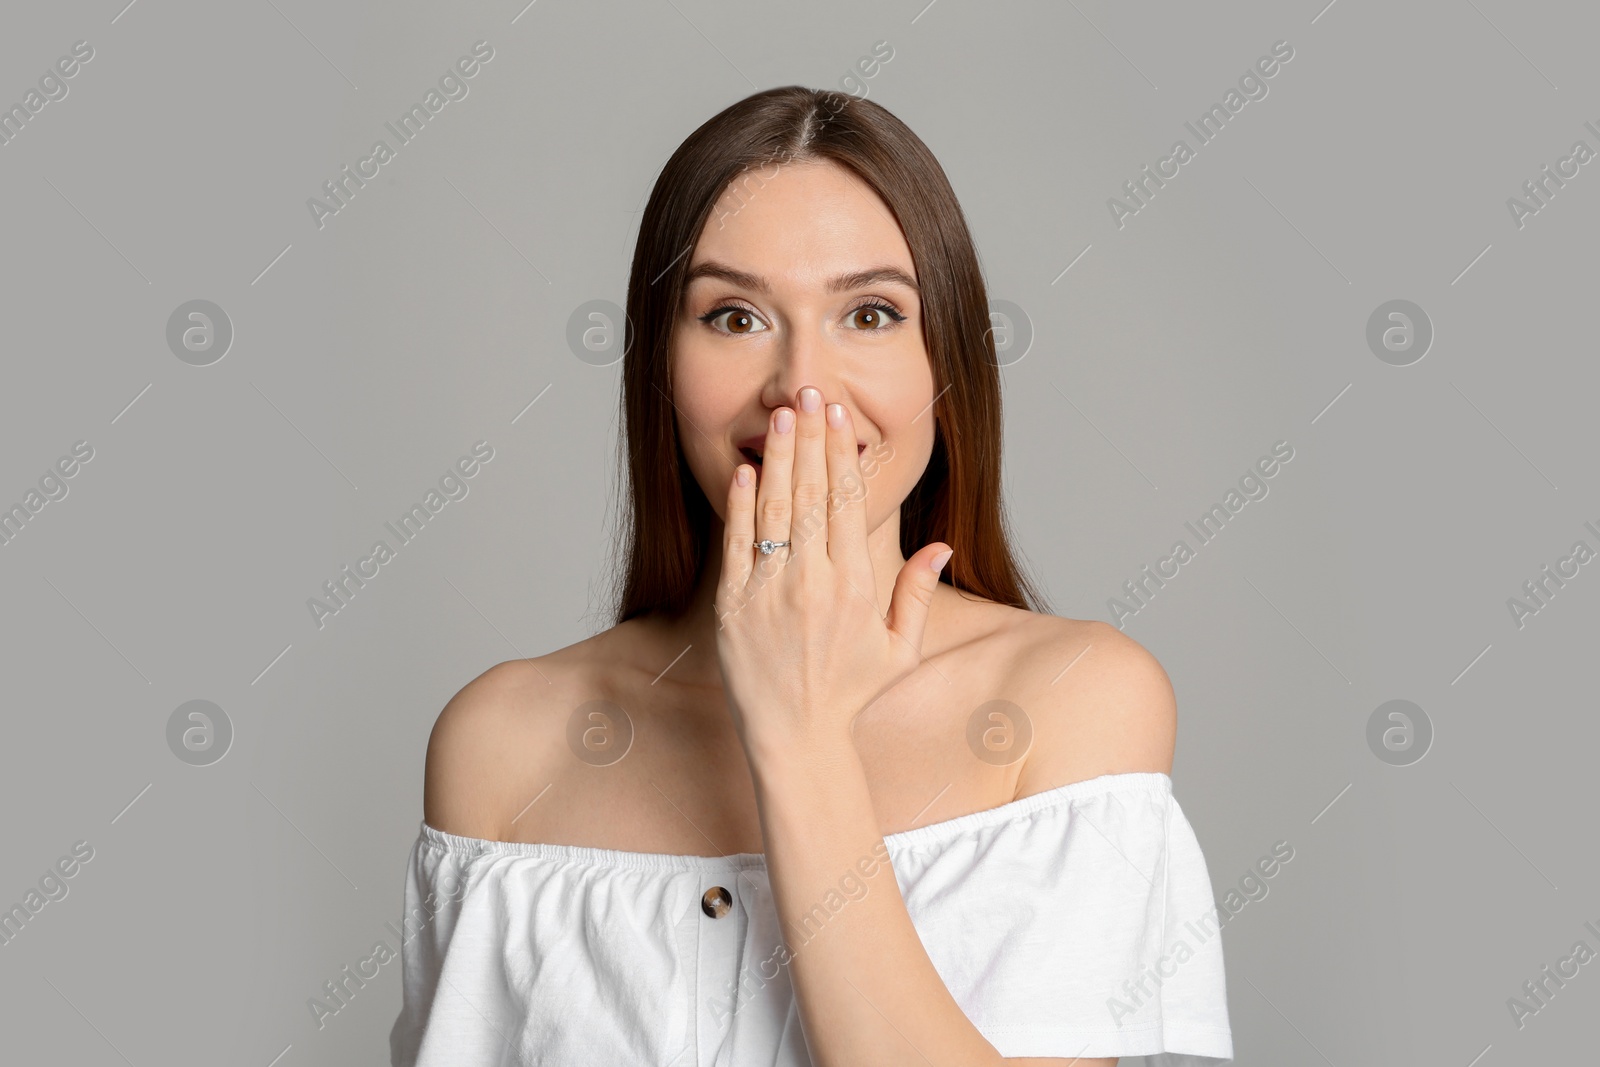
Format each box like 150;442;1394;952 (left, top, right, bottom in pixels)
697;299;907;335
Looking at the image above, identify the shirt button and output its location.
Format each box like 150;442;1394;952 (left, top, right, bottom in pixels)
701;886;733;918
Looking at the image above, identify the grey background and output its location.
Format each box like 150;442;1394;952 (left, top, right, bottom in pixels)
1;0;1595;1063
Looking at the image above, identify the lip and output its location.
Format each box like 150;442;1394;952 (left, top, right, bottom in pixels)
736;436;867;464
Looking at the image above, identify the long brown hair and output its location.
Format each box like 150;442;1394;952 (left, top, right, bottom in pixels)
609;85;1048;625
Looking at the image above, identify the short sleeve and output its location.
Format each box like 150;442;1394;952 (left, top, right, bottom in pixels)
388;830;477;1067
890;774;1234;1064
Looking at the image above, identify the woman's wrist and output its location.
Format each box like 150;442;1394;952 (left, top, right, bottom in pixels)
743;718;859;791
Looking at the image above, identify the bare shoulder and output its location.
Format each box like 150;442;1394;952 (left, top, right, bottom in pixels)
1008;615;1178;800
422;648;586;841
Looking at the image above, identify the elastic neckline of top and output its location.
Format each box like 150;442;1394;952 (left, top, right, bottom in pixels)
415;770;1173;872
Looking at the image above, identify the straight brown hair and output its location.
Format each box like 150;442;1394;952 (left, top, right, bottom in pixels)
609;85;1048;625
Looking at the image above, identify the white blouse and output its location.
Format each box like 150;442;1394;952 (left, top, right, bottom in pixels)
390;771;1234;1065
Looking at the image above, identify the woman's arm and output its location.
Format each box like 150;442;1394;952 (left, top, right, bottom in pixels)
750;728;1118;1067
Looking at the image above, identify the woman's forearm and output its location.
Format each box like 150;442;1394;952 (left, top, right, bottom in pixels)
748;727;1007;1067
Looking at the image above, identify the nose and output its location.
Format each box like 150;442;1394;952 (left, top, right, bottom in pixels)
761;321;836;411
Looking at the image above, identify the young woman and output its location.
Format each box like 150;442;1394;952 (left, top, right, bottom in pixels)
391;86;1234;1066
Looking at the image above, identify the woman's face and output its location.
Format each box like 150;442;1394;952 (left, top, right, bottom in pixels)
670;160;937;538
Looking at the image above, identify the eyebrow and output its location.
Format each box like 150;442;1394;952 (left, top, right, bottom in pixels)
683;260;920;295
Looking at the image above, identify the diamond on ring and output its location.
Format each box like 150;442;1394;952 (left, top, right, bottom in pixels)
755;539;790;555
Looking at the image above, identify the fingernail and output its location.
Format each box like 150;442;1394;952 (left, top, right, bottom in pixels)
931;548;953;573
799;387;821;412
736;465;751;487
827;403;846;428
775;409;794;433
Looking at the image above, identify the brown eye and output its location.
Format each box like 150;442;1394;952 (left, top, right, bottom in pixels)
699;305;769;335
846;300;906;330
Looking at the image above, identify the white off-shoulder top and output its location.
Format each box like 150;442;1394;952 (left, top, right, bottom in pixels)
389;771;1234;1065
